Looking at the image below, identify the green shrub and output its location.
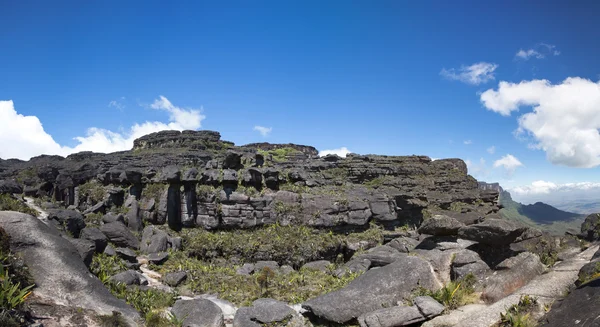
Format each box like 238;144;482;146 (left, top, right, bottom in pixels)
97;311;130;327
0;263;33;310
412;273;478;310
90;253;129;284
258;147;301;162
79;181;106;205
0;194;38;217
107;282;177;316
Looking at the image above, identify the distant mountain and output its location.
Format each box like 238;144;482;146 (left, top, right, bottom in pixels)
549;200;600;215
478;182;584;235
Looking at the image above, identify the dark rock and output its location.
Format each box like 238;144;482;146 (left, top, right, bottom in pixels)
168;236;182;251
458;219;527;245
140;226;168;254
46;209;86;238
234;298;296;327
354;245;406;267
223;151;243;169
301;260;332;273
68;238;96;267
581;213;600;241
171;298;225;327
303;256;440;323
109;270;147;286
387;236;420;253
182;168;200;182
0;212;139;324
482;252;544;303
100;222;139;249
104;244;116;256
147;252;169;265
334;258;371;278
80;227;108;253
450;249;490;281
164;271;187;287
357;296;444;327
538;278;600;327
418;215;464;236
0;180;22;194
124;196;143;233
83;201;105;215
236;263;255;276
102;213;125;224
161;165;181;182
115;247;138;263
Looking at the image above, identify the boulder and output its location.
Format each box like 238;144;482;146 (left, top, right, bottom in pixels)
80;227;108;253
301;260;332;273
358;296;444;327
148;252;169;265
0;180;22;194
109;270;147;286
0;212;140;324
124;196;143;233
334;258;371;278
100;221;139;249
538;277;600;326
581;213;600;241
140;226;169;254
303;256;441;323
102;212;125;224
450;249;490;282
354;245;406;267
457;219;527;245
171;298;225;327
104;244;116;256
387;236;420;253
68;238;96;267
164;271;187;287
236;263;255;276
115;247;138;263
418;215;464;236
233;298;303;327
46;209;86;238
482;252;545;303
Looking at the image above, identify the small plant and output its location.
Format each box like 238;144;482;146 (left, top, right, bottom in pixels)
143;184;166;203
145;311;183;327
256;267;276;296
499;296;538;327
0;263;33;310
411;273;478;311
79;181;106;205
107;282;177;316
90;253;128;283
97;311;130;327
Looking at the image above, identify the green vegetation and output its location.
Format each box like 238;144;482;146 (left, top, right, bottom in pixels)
0;227;34;326
498;295;538;327
85;212;104;227
79;180;106;205
364;176;396;188
152;251;361;307
257;147;302;162
145;311;183;327
412;274;478;311
90;253;129;284
97;311;129;327
196;184;222;199
182;224;383;266
578;261;600;286
15;168;36;184
321;168;349;181
0;194;38;217
143;183;166;203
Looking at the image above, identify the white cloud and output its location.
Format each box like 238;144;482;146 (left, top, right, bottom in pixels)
440;62;498;85
510;180;600;196
253;125;272;137
515;43;560;60
466;158;487;177
487;146;496;154
463;140;472;145
108;97;125;110
480;77;600;168
493;154;523;174
0;96;205;160
319;147;351;157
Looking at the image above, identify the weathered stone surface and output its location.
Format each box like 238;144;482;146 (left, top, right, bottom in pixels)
233;298;303;327
0;212;140;324
171;298;225;327
79;227;108;253
302;260;332;272
115;247;137;263
124;196;143;232
581;213;600;241
450;249;490;281
387;236;420;253
148;251;169;264
100;221;139;249
482;252;545;303
303;256;441;323
538;277;600;327
164;271;187;287
418;215;465;236
0;180;22;194
335;258;371;278
458;219;527;245
140;226;168;254
354;245;407;267
236;263;255;275
68;238;95;267
358;296;444;327
47;209;86;237
109;270;147;286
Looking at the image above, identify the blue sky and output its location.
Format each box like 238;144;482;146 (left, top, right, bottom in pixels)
2;1;600;203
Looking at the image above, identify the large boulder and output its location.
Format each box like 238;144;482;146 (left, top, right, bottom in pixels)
581;213;600;241
109;270;147;286
171;298;225;327
140;226;168;254
0;180;22;194
68;238;96;267
46;209;86;238
0;212;140;325
418;215;464;236
354;245;406;267
538;277;600;326
80;227;108;253
450;249;490;282
482;252;545;303
100;221;139;249
124;196;143;232
234;298;303;327
457;219;527;245
303;256;441;323
358;296;444;327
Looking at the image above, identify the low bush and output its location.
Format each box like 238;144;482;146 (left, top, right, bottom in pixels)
90;253;129;284
0;194;38;217
499;295;538;327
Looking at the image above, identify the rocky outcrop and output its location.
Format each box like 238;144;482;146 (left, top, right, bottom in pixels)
233;298;304;327
481;252;545;303
171;298;225;327
539;277;600;327
303;256;441;323
581;213;600;241
358;296;444;327
0;211;140;325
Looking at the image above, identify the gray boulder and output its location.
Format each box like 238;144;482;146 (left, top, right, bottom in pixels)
68;238;96;267
0;212;140;325
236;263;255;276
100;221;139;249
358;296;444;327
482;252;544;303
354;245;406;267
0;180;22;194
387;236;420;253
581;213;600;241
148;252;169;265
109;270;147;286
457;219;527;245
124;196;143;232
47;209;86;237
233;298;301;327
418;215;464;236
164;271;187;287
539;277;600;326
450;249;490;281
140;226;168;254
102;212;125;224
303;256;440;323
80;227;108;253
171;298;225;327
115;247;137;263
334;258;371;278
301;260;332;273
